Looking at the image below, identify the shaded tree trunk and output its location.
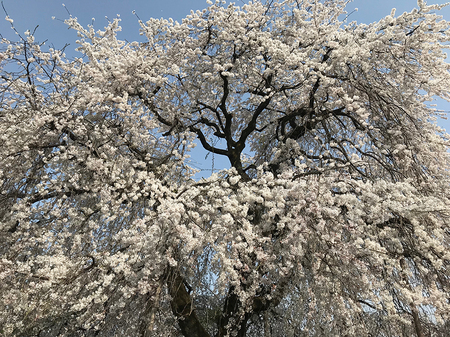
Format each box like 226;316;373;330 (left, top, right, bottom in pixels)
167;268;211;337
216;288;250;337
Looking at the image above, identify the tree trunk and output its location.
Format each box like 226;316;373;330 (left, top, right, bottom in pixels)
167;268;211;337
216;288;249;337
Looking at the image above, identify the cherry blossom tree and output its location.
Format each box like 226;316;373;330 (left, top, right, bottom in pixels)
1;0;450;336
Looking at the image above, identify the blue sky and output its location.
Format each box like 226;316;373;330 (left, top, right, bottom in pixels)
1;0;449;47
1;0;449;176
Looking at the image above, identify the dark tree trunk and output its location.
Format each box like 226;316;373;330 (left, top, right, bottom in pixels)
215;288;249;337
167;268;211;337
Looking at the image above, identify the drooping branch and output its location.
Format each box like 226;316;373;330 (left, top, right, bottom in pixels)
139;281;164;337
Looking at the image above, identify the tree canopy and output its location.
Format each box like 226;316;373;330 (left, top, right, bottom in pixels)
1;0;450;336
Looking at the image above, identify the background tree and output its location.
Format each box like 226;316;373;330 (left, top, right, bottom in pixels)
1;0;450;336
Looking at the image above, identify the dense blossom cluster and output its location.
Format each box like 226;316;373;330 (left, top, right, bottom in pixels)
1;0;450;336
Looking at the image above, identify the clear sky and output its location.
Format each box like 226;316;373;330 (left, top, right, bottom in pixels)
1;0;449;176
1;0;449;48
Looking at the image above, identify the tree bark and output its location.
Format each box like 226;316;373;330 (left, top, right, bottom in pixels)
216;288;249;337
167;268;211;337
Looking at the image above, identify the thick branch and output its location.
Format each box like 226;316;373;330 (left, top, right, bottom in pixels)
189;126;229;156
238;96;271;151
13;188;90;205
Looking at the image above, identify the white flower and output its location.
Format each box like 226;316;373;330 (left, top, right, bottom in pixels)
229;175;240;185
